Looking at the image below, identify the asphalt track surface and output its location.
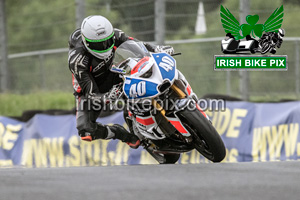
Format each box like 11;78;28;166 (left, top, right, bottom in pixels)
1;161;300;200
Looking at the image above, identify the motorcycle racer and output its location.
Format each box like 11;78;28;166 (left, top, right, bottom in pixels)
108;40;224;163
68;15;175;148
259;28;285;54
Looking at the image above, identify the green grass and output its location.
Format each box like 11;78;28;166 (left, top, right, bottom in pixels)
1;91;299;118
249;94;300;102
0;92;75;117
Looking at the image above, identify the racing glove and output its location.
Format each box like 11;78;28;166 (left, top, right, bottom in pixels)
155;45;175;55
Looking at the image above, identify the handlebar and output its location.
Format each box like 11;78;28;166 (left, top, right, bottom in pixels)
171;53;182;56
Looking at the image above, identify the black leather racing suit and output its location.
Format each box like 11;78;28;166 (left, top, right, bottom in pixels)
68;28;156;140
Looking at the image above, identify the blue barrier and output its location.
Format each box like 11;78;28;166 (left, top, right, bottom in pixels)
1;101;300;167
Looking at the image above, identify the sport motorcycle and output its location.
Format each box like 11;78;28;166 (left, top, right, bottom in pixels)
110;40;226;164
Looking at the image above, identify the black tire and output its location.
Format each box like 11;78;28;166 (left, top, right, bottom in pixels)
261;43;271;54
163;154;180;164
270;49;276;54
177;105;226;162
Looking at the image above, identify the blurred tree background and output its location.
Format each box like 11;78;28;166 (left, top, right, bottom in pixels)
1;0;300;116
5;0;300;52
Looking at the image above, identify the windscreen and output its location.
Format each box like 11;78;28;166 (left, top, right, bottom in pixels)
113;40;150;66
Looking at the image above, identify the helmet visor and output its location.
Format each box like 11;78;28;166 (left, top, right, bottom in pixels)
84;32;115;53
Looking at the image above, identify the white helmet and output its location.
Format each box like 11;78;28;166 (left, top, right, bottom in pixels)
278;28;285;39
81;15;115;59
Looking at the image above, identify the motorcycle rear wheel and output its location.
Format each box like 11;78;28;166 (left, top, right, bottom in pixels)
164;154;181;164
177;106;226;162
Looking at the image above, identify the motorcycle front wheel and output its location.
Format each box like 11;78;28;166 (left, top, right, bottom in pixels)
177;104;226;162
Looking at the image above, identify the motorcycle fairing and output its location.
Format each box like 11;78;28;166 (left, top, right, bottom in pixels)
152;53;176;82
167;117;191;137
123;53;178;100
123;78;159;99
133;115;166;140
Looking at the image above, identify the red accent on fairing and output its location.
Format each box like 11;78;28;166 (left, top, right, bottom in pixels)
81;135;92;142
170;120;188;134
136;116;155;126
128;37;134;40
128;111;133;117
196;104;207;118
131;57;150;75
187;84;192;95
90;66;92;72
113;46;117;50
72;74;82;93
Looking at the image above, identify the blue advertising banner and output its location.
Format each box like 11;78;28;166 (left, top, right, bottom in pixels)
206;101;300;163
0;101;300;167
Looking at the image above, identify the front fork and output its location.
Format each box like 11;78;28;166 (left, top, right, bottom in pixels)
152;84;186;116
152;84;193;143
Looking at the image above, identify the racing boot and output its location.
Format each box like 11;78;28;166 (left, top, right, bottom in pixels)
107;124;140;149
80;123;109;142
80;123;140;148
